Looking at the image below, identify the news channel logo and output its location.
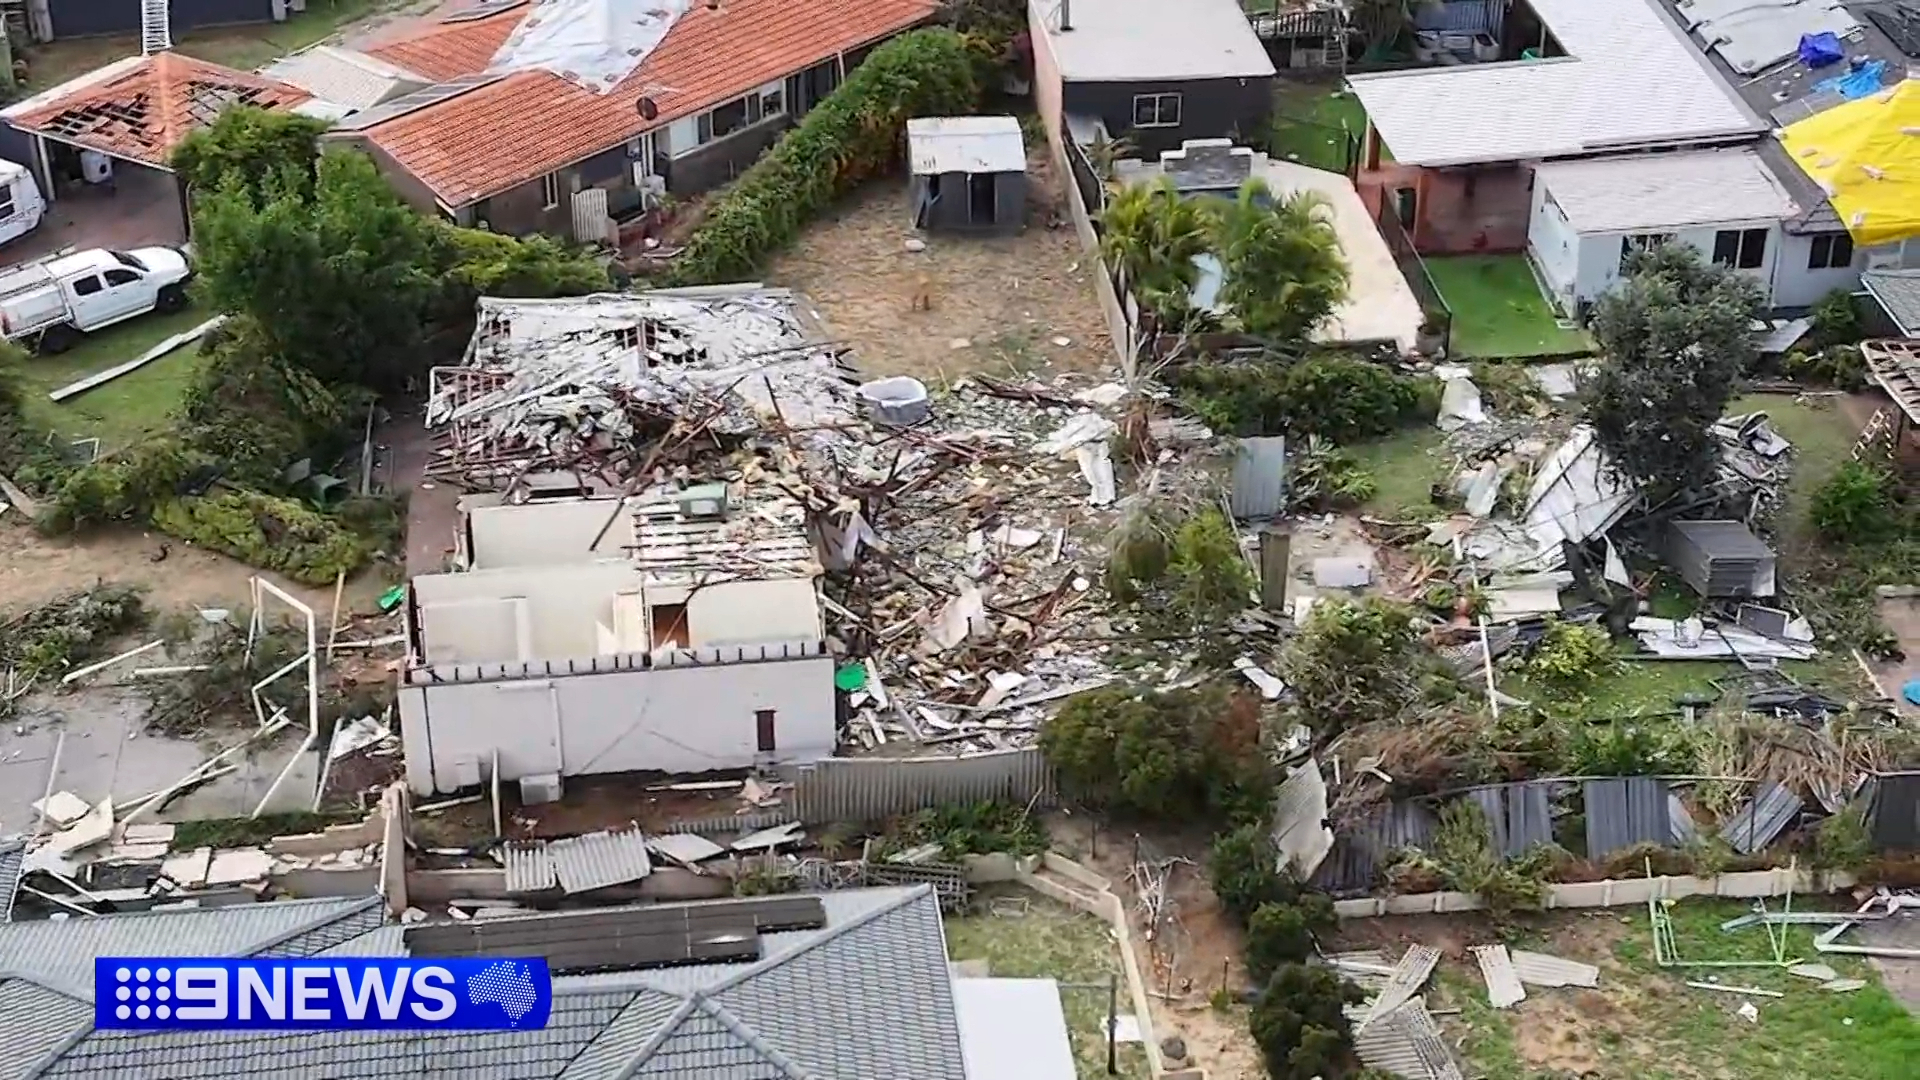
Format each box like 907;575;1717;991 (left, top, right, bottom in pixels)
93;958;554;1032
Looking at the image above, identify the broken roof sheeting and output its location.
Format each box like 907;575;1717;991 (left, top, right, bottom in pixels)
1312;801;1437;895
1719;781;1803;854
489;0;691;93
0;837;22;923
1680;0;1862;74
1523;426;1639;565
546;828;653;892
1270;759;1334;880
1584;777;1673;861
1465;782;1554;858
1508;950;1599;988
1228;435;1288;520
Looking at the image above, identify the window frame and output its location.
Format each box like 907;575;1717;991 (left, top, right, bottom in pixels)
539;171;560;210
102;268;140;287
1131;92;1183;129
755;708;777;753
69;274;103;297
707;96;751;141
1808;232;1855;271
1712;227;1768;270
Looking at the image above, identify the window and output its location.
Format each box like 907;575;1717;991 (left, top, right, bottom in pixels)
762;87;785;116
755;709;777;753
1711;227;1768;270
708;97;750;141
1808;232;1855;270
103;268;139;287
1131;92;1182;128
649;603;689;649
539;172;560;210
70;275;102;296
0;190;14;219
1620;233;1671;258
109;250;147;271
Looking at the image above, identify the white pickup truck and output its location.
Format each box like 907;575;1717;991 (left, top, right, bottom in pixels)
0;246;193;353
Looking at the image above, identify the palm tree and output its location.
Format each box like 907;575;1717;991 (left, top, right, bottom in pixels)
1212;180;1351;344
1099;178;1212;327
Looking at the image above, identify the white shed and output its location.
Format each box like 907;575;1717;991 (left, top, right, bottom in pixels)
1527;150;1797;315
907;115;1028;235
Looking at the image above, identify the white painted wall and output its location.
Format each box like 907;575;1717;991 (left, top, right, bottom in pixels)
397;651;837;794
466;499;632;569
1527;180;1581;312
1772;231;1863;309
1528;192;1787;309
645;577;825;646
413;563;641;662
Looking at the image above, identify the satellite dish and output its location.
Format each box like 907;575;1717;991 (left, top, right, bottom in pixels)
636;96;658;121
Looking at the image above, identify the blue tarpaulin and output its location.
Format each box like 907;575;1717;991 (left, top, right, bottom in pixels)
1814;58;1888;101
1799;31;1845;69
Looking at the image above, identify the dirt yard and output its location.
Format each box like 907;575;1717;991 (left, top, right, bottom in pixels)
764;150;1116;385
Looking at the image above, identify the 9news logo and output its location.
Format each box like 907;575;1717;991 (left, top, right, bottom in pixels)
94;958;554;1032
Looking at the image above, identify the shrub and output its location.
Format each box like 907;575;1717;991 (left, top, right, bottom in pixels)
1810;288;1863;350
1277;597;1424;734
1044;685;1275;821
1243;895;1337;984
1524;618;1619;690
1429;800;1553;916
1812;804;1872;871
1208;823;1296;921
1166;508;1253;624
0;585;147;687
1811;460;1896;542
1248;963;1365;1080
670;29;977;283
878;800;1047;858
39;438;204;532
1172;354;1433;440
151;489;368;585
1469;361;1545;414
1286;436;1377;511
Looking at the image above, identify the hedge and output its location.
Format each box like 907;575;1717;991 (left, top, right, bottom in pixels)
668;28;978;284
151;489;368;586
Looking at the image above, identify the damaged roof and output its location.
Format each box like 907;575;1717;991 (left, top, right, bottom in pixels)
0;885;967;1079
5;51;312;168
346;0;940;206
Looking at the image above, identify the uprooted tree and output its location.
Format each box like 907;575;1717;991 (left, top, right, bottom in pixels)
1582;244;1764;498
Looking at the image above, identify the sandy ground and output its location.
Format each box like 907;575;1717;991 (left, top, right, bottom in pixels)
764;150;1116;385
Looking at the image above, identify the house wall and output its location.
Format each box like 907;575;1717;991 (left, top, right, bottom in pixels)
466;499;630;569
1773;231;1863;310
1028;1;1066;153
1060;76;1272;156
649;577;824;647
912;171;1026;234
1526;177;1582;312
397;647;837;794
665;119;790;196
412;563;643;663
47;0;280;39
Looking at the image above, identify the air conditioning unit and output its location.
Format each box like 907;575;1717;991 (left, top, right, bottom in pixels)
676;482;729;518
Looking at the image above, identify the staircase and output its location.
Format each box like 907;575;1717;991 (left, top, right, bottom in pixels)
140;0;171;55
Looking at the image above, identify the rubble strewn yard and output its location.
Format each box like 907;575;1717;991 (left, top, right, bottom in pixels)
763;152;1115;383
945;885;1155;1080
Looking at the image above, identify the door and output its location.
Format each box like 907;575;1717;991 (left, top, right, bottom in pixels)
96;266;150;323
570;187;613;245
62;272;110;329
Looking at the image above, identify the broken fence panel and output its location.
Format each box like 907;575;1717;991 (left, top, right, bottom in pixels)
1583;777;1672;861
1718;782;1802;855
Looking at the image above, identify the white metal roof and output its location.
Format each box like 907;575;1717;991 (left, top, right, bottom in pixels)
1029;0;1276;81
952;978;1079;1080
489;0;690;93
1534;149;1796;233
907;116;1027;175
1346;0;1764;167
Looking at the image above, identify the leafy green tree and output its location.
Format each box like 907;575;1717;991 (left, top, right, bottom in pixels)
1214;180;1349;342
191;150;442;390
171;106;328;203
1583;244;1763;498
1167;507;1254;625
1244;894;1337;984
1811;460;1897;542
1276;597;1423;733
1249;963;1365;1080
1043;685;1273;820
1099;178;1213;326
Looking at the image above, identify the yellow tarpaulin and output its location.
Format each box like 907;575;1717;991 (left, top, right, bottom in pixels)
1779;79;1920;247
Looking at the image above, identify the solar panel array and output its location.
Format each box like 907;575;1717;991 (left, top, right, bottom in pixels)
403;896;827;974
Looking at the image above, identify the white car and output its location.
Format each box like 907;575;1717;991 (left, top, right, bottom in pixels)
0;159;46;247
0;245;194;353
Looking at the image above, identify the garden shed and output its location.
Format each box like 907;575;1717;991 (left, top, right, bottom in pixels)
1666;519;1777;599
907;115;1026;235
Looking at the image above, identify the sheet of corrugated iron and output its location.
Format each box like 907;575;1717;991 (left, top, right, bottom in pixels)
1326;950;1396;994
1719;782;1803;855
1869;771;1920;852
1471;944;1526;1008
1466;782;1553;858
1393;999;1465;1080
1669;791;1698;844
1346;1000;1430;1079
1509;949;1600;988
1583;777;1672;860
547;828;653;893
501;841;556;894
0;839;22;923
1270;758;1333;879
1228;436;1288;520
1357;945;1440;1033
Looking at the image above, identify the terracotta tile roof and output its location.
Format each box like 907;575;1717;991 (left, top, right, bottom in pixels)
10;51;312;169
350;0;940;207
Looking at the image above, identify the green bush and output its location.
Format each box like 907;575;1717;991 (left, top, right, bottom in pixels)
1043;685;1275;822
1811;460;1896;542
151;489;368;585
39;438;204;532
1783;344;1867;390
1249;963;1365;1080
1172;354;1433;440
1810;288;1863;350
1208;823;1298;922
1276;597;1425;734
1286;436;1377;511
1166;508;1254;624
1469;361;1545;414
1243;895;1337;984
878;800;1047;858
0;585;147;687
670;29;977;283
1524;618;1619;689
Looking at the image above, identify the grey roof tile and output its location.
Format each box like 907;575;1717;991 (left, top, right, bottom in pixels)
559;990;688;1079
0;977;92;1078
628;1001;800;1079
0;839;22;924
1865;270;1920;336
254;903;389;958
711;888;966;1080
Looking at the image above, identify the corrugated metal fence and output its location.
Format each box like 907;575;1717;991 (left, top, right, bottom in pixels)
783;748;1056;825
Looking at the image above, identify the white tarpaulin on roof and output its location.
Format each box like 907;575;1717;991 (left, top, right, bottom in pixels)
490;0;691;93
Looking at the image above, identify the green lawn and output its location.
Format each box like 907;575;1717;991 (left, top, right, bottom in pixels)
1440;899;1920;1080
945;888;1152;1080
1268;80;1378;172
22;0;405;89
1346;425;1448;519
13;307;210;449
1426;255;1593;359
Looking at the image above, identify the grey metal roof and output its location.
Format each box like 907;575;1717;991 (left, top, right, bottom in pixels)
1678;0;1864;75
1754;138;1847;233
1720;782;1804;854
1864;270;1920;335
0;886;965;1080
0;838;21;924
1660;0;1914;123
1584;778;1674;860
1869;771;1920;851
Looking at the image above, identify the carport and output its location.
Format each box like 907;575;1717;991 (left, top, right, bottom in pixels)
0;51;312;253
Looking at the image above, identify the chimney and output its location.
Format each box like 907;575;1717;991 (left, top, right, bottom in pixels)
1060;0;1071;31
